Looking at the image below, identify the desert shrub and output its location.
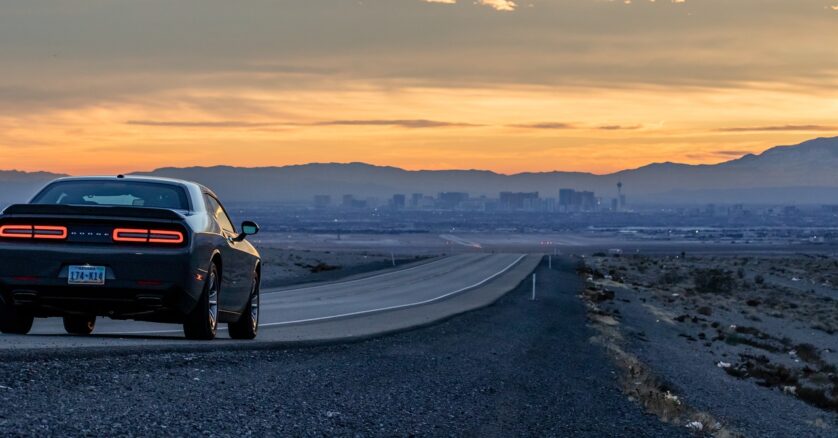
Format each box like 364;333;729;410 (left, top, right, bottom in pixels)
658;269;685;285
693;269;736;294
309;262;340;273
754;275;765;285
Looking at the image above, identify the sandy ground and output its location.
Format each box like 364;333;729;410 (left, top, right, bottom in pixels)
581;253;837;436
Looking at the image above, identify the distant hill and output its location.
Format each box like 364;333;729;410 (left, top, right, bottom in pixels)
137;137;838;205
0;170;66;205
2;137;838;205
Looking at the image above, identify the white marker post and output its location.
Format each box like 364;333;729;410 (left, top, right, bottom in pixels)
391;252;396;267
548;255;552;269
531;273;537;301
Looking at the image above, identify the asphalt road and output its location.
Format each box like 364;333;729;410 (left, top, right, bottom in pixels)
0;258;686;436
1;253;533;350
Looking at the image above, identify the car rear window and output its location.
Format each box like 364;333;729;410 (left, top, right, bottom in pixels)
31;181;190;210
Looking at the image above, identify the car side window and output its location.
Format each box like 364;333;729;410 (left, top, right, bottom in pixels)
205;194;236;233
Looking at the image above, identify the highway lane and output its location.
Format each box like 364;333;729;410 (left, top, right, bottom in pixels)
2;253;531;349
0;258;687;436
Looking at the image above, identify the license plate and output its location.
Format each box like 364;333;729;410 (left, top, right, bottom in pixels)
68;265;106;285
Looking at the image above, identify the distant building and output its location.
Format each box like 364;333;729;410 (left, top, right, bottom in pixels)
705;204;716;216
410;193;423;208
559;189;575;208
437;192;469;209
391;194;406;209
499;192;539;210
342;194;367;209
558;189;596;212
313;195;331;209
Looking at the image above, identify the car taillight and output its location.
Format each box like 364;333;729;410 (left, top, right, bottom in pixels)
34;226;69;239
0;225;68;240
113;228;184;244
149;230;184;244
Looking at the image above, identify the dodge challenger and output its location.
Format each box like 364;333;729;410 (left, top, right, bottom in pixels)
0;176;261;340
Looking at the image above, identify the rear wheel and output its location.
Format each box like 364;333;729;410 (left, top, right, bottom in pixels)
183;263;219;340
63;315;96;335
229;272;259;340
0;296;34;335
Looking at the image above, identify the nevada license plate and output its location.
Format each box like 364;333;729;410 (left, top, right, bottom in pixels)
68;265;106;285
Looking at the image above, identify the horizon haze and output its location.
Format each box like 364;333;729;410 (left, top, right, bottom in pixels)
4;136;838;205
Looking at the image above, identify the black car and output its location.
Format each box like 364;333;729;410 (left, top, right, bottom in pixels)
0;176;261;340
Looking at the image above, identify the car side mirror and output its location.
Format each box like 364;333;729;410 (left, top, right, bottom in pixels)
236;221;260;241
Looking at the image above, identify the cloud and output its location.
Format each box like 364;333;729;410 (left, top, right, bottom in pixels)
715;150;752;156
423;0;516;11
126;119;481;129
126;120;281;128
313;119;482;128
477;0;517;11
510;122;576;129
510;123;641;130
596;124;642;131
685;149;752;160
717;125;838;132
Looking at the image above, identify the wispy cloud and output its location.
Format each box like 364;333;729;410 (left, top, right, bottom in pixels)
596;124;642;131
313;119;482;128
510;122;576;129
686;149;752;160
717;125;838;132
715;150;752;156
423;0;517;11
511;122;642;130
478;0;517;11
127;120;281;128
127;119;481;129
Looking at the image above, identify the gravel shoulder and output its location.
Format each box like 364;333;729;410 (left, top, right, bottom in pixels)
583;253;838;437
0;258;684;437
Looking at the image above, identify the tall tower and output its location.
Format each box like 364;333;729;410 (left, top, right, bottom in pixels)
616;182;624;212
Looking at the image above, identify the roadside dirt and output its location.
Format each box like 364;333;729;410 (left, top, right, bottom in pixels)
580;254;838;429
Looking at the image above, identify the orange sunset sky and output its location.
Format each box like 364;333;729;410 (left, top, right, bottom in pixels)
2;0;838;175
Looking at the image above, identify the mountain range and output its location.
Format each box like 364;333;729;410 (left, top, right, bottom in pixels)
2;137;838;205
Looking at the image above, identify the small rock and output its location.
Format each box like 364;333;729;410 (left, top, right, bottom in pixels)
685;421;704;432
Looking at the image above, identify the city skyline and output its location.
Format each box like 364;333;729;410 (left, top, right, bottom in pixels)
2;1;838;175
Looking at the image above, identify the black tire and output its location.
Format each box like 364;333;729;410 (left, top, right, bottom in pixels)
183;263;219;340
63;315;96;335
229;272;259;340
0;296;34;335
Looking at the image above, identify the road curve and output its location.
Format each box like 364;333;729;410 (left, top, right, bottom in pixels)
0;253;536;352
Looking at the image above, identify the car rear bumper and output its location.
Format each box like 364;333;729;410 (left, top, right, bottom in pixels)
0;243;206;320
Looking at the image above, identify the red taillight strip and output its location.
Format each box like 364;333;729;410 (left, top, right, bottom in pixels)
34;225;68;240
149;230;184;244
0;225;33;238
113;228;184;244
0;225;67;240
113;228;150;243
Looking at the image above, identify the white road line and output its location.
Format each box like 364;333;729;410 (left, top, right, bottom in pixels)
105;254;525;335
258;254;525;327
